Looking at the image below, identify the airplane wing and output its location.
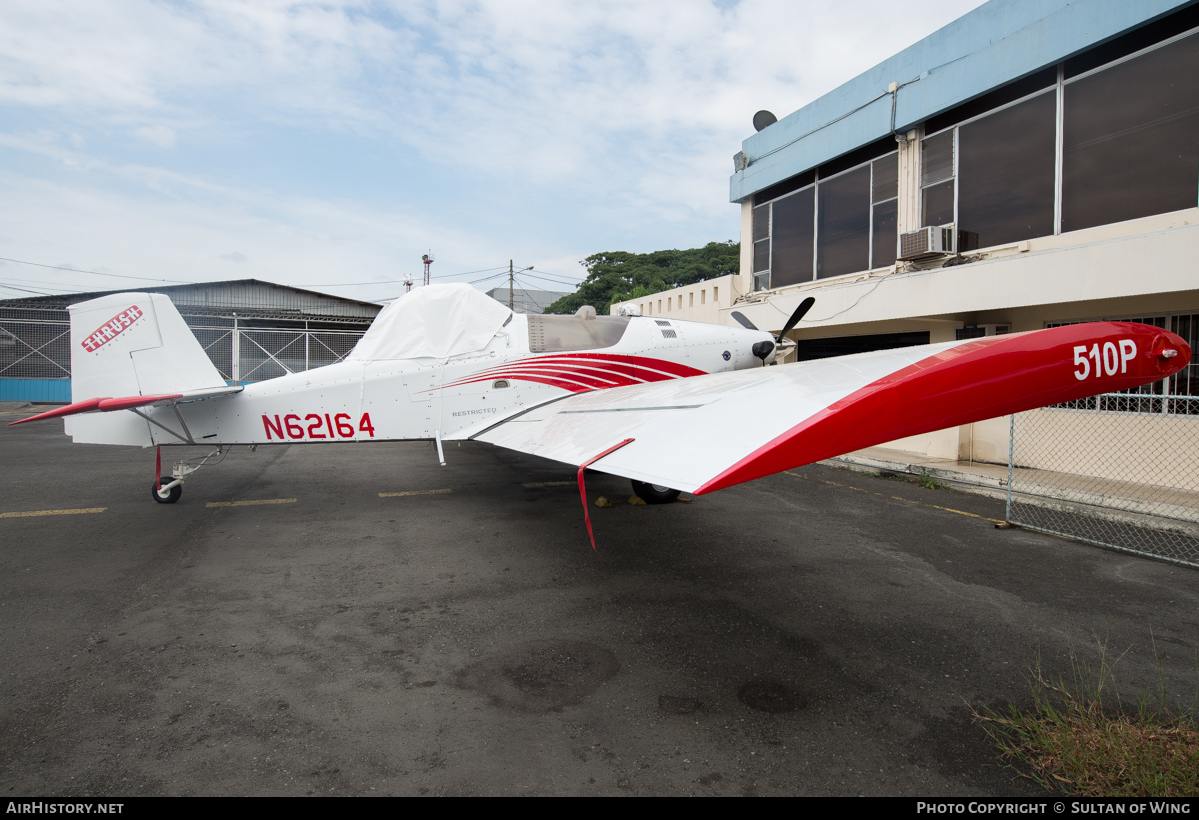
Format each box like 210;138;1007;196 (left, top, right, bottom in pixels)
473;322;1191;495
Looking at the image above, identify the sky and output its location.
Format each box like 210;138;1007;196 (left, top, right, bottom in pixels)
0;0;985;304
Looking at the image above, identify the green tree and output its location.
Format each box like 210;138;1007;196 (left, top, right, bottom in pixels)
545;241;739;316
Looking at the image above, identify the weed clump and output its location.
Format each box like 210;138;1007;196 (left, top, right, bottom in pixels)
972;639;1199;796
917;468;944;490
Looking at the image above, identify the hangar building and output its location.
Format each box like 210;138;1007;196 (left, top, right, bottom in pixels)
0;280;382;402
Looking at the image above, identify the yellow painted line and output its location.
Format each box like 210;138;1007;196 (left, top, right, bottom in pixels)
0;507;106;519
783;471;1004;524
378;489;453;498
522;481;575;488
206;498;297;508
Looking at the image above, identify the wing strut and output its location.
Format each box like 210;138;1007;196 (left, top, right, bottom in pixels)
577;438;635;552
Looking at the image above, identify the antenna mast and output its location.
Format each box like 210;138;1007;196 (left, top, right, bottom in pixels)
508;259;514;310
422;253;434;287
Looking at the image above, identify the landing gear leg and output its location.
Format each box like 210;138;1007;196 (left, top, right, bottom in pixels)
630;480;681;505
150;446;225;504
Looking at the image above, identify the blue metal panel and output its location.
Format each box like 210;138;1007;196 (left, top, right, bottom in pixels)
0;379;71;403
731;0;1196;202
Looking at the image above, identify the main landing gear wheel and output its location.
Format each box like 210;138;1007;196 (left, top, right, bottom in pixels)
630;480;680;505
152;476;182;504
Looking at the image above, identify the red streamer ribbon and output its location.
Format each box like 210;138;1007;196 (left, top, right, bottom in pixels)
577;438;635;552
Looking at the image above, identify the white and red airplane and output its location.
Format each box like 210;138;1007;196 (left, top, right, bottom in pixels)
11;284;1192;535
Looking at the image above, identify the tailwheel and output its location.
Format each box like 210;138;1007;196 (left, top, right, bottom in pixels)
630;480;680;505
152;475;182;504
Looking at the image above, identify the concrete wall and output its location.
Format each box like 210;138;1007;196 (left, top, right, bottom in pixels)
610;274;744;325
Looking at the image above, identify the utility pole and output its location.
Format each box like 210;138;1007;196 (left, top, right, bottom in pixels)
509;259;514;310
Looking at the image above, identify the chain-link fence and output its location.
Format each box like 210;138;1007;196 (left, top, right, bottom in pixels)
1006;399;1199;569
0;312;72;380
0;305;368;393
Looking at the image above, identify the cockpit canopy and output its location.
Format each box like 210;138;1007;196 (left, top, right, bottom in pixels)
527;314;630;352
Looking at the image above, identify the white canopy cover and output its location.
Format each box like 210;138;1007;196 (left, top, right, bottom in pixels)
348;283;513;361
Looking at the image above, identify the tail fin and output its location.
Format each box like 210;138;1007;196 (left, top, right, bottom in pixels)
69;292;226;402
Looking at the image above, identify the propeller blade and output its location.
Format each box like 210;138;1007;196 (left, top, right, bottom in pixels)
730;311;758;331
777;297;815;344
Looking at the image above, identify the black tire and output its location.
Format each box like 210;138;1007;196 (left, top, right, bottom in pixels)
152;475;182;504
630;480;680;505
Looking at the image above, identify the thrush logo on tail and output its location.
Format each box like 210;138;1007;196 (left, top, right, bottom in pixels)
80;305;144;353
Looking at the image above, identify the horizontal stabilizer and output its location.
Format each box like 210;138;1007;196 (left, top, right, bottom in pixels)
8;385;243;426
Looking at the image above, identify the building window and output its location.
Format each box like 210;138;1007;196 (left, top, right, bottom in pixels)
752;202;771;290
771;186;815;287
1062;30;1199;232
701;290;706;305
922;88;1057;249
871;155;898;268
754;150;898;289
689;292;694;308
818;164;871;278
713;287;718;301
921;129;955;229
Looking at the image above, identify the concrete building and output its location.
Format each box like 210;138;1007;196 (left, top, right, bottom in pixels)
0;280;381;402
612;0;1199;479
484;286;572;314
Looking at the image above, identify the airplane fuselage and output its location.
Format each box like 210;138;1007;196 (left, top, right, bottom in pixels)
66;313;775;448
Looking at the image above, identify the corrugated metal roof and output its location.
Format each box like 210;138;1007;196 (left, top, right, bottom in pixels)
0;279;382;320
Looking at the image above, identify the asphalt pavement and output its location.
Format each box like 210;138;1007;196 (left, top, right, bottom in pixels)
1;404;1197;796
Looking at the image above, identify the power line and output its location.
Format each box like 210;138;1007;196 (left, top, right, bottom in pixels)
515;268;580;285
465;271;511;286
0;256;194;284
0;282;62;296
306;267;510;287
517;269;582;287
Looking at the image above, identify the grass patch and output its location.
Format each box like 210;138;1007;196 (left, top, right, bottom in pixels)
917;468;944;490
971;638;1199;796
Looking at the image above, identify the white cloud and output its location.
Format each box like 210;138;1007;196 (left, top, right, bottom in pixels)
0;0;986;293
133;125;177;148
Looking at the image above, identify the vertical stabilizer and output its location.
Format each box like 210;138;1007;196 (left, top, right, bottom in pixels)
69;293;227;401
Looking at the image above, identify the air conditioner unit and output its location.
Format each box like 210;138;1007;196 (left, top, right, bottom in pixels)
898;224;955;260
955;324;1011;340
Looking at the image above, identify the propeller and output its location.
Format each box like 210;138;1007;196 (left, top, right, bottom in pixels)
730;311;757;330
776;297;815;344
745;297;815;365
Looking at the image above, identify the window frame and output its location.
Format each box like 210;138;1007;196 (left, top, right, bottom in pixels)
920;24;1199;247
753;149;898;291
